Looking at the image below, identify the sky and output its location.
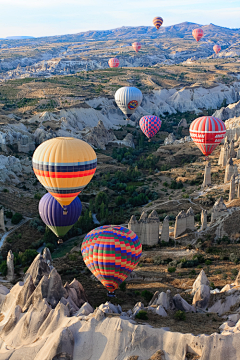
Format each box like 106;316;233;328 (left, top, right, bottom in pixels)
0;0;240;38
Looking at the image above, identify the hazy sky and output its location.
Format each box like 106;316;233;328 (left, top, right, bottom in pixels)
0;0;240;38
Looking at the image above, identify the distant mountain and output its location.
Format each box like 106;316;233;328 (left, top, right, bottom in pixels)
5;36;35;40
0;22;239;45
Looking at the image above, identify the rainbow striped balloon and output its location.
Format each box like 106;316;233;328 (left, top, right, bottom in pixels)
153;17;163;30
81;225;142;292
32;137;97;207
189;116;226;156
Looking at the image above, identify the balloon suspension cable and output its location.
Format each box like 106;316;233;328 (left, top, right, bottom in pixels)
107;291;116;298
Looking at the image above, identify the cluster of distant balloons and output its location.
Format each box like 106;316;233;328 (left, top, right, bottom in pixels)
30;16;226;295
109;17;222;69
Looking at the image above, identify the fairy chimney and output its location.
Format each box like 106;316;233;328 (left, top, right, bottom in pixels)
224;158;234;183
202;161;211;187
186;207;195;230
161;216;169;243
174;211;187;239
201;209;208;231
229;174;235;202
211;197;228;223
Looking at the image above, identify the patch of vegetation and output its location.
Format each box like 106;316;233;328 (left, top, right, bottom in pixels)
135;310;148;320
174;310;186;321
11;213;23;225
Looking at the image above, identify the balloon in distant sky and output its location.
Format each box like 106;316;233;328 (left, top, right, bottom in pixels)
115;86;143;120
81;225;142;293
32;137;97;207
39;193;82;238
108;58;119;68
213;45;221;54
132;42;141;53
139;115;162;140
189;116;226;156
192;28;204;42
153;17;163;30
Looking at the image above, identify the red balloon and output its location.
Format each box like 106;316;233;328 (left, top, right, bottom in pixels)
139;115;162;139
108;58;119;68
213;45;221;54
192;28;204;42
132;42;141;53
189;116;226;156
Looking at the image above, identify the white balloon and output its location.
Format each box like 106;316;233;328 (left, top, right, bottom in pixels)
115;86;143;119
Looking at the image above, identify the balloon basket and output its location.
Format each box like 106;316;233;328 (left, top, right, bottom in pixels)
63;207;68;215
107;291;116;298
148;139;151;143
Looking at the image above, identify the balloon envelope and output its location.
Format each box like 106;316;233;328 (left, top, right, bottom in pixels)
189;116;226;156
139;115;162;139
153;17;163;30
132;42;141;53
213;45;221;54
32;137;97;207
81;225;142;292
192;28;204;42
115;86;143;119
108;58;119;68
39;193;82;237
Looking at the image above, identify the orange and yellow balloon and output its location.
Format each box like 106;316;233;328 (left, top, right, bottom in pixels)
32;137;97;207
153;17;163;30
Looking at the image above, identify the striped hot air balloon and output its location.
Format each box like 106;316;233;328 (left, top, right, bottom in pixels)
81;225;142;293
108;58;119;68
139;115;162;140
132;42;141;53
115;86;143;120
189;116;226;157
153;17;163;30
213;45;221;54
32;137;97;207
192;28;204;42
39;193;82;238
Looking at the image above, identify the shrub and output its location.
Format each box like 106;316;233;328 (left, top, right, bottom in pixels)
34;193;42;200
210;282;215;289
119;281;126;292
168;267;176;273
11;213;23;225
23;266;29;273
135;310;148;320
174;310;186;321
134;290;140;296
18;249;38;266
231;269;238;276
141;290;153;302
205;260;212;265
229;253;239;264
5;211;13;219
45;243;55;253
0;261;7;276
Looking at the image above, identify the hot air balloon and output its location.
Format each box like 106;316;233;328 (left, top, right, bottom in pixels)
192;28;204;42
132;42;141;53
32;137;97;207
108;58;119;68
39;193;82;238
81;225;142;295
139;115;162;141
213;45;221;55
115;86;143;120
189;116;226;157
153;17;163;30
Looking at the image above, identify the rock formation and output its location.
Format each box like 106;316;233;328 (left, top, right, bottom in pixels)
192;270;210;295
218;144;229;166
174;207;195;238
211;197;228;223
201;209;208;231
128;211;160;245
237;146;240;159
186;207;195;230
192;284;210;309
202;161;211;187
224;157;234;183
238;181;240;198
229;174;235;201
174;210;187;238
178;118;188;128
84;120;117;150
7;250;14;281
229;140;236;158
160;216;169;243
121;133;135;148
0;208;5;232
